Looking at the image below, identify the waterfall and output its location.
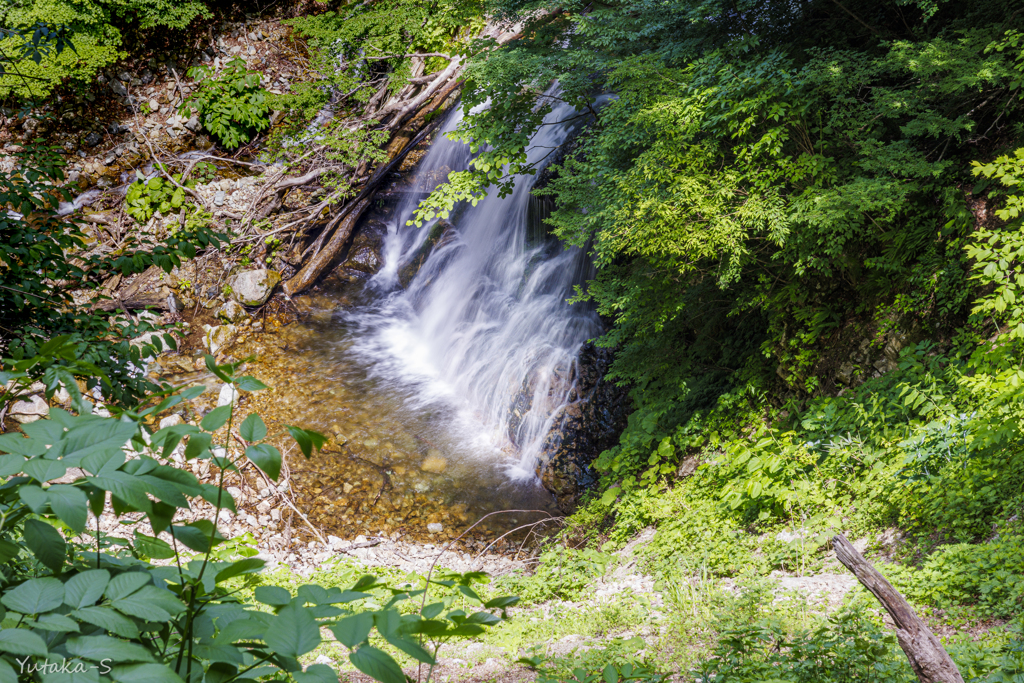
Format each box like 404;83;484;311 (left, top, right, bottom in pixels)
345;96;602;480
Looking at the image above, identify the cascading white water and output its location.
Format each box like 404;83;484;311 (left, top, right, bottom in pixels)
352;96;602;479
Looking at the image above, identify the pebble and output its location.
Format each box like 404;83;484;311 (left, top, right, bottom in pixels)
427;523;443;534
214;190;225;206
217;383;239;407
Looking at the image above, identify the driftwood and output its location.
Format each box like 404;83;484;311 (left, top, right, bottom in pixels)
832;534;964;683
282;114;447;296
92;291;174;312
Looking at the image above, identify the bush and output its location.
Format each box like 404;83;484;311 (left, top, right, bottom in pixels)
180;59;270;150
0;354;516;683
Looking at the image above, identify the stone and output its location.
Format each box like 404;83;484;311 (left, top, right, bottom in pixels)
214;190;226;207
202;323;238;355
420;451;447;474
536;343;632;512
82;131;102;147
10;395;48;423
229;269;281;306
327;535;343;548
185;115;202;132
427;523;443;534
217;384;238;407
343;482;354;494
110;81;128;97
216;300;248;323
148;98;160;111
159;414;184;429
338;220;388;277
399;220;455;288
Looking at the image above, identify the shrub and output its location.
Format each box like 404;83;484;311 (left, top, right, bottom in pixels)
180;59;270;150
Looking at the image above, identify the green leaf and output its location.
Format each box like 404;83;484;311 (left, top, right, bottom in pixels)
47;484;88;533
483;596;519;609
170;520;223;552
23;457;68;483
254;585;291;606
133;532;176;560
349;646;404;683
24;519;66;574
293;664;338;683
239;414;267;442
201;405;233;431
214;557;265;583
245;444;281;480
107;663;184;683
66;635;154;663
0;628;48;656
2;577;64;613
71;606;140;639
286;425;327;458
105;572;150;600
64;570;110;609
234;376;268;392
331;612;373;648
32;613;80;632
384;634;435;665
0;658;16;683
264;601;321;658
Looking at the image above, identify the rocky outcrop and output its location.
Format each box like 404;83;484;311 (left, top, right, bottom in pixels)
535;343;631;512
398;219;455;288
333;219;389;282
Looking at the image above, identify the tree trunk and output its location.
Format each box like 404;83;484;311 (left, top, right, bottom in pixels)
832;534;964;683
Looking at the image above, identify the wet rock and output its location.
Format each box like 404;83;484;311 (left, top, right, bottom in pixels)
10;395;48;423
217;300;247;323
427;523;443;534
229;269;281;306
398;219;454;288
536;343;631;512
202;323;238;355
420;450;447;474
338;219;388;277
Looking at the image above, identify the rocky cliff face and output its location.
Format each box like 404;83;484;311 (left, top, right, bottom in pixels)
532;343;631;512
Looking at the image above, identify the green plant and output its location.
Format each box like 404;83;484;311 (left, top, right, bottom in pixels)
180;59;270;150
124;175;195;223
0;352;516;683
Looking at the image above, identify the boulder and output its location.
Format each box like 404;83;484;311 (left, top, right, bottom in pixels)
535;343;632;512
229;269;281;306
10;394;48;424
216;300;248;323
202;323;237;355
398;220;455;288
338;220;388;277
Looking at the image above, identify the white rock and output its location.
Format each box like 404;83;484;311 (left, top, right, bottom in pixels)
217;384;239;407
229;270;281;306
10;395;48;423
159;414;184;429
327;535;343;548
202;323;237;355
314;655;334;666
427;523;443;534
216;300;247;323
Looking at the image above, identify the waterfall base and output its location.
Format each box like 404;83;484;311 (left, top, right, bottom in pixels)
535;343;631;512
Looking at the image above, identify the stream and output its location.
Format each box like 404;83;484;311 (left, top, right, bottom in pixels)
243;97;604;543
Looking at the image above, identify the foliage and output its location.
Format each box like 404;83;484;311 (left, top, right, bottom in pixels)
0;354;515;683
0;143;227;405
180;59;270;150
498;547;614;603
0;0;210;99
124;174;195;224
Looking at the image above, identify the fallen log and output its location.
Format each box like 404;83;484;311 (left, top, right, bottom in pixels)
92;291;174;312
832;534;964;683
282;115;447;296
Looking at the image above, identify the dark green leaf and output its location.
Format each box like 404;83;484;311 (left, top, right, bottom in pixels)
64;569;110;609
234;376;268;392
238;414;267;442
293;665;338;683
24;519;66;574
349;646;404;683
214;558;265;583
133;532;176;560
245;443;281;480
47;484;88;533
105;572;150;600
286;425;327;459
201;405;233;431
0;628;48;656
71;606;140;639
254;585;291;606
2;577;64;613
331;612;373;648
107;663;184;683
